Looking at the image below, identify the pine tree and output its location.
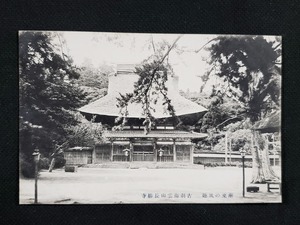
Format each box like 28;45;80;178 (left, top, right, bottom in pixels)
19;31;86;177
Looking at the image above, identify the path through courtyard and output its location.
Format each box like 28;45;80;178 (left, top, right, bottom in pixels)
19;166;281;204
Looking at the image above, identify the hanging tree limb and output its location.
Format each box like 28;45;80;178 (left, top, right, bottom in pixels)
115;35;183;130
144;34;183;97
215;115;245;131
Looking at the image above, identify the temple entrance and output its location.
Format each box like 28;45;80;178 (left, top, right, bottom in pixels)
132;144;154;161
156;144;174;162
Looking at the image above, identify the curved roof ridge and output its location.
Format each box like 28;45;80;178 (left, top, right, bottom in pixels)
78;92;207;119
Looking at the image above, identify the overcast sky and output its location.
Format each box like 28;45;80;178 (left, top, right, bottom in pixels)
59;32;279;92
60;32;218;91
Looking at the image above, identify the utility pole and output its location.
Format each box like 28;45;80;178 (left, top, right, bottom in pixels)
225;132;228;164
32;148;40;204
240;148;246;198
229;139;232;166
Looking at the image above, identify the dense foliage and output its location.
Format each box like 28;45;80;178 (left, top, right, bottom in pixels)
65;113;105;147
206;36;281;122
19;31;87;177
76;59;110;103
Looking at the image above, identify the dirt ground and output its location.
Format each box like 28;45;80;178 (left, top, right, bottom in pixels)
19;166;281;204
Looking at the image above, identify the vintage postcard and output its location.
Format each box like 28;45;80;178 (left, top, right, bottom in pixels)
19;31;281;204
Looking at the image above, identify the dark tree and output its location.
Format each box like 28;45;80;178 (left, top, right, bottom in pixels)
205;36;281;183
207;36;281;122
19;31;86;177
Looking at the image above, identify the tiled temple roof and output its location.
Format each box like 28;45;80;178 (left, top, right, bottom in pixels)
79;92;207;118
78;64;207;119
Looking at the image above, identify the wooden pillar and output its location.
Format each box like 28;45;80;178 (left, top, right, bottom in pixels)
129;139;133;162
190;141;194;164
153;138;157;162
111;140;114;162
173;139;176;162
92;145;96;164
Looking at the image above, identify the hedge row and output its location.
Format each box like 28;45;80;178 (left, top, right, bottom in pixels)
197;161;252;168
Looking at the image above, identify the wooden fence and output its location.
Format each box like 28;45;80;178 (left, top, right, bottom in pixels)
157;154;173;162
113;154;130;162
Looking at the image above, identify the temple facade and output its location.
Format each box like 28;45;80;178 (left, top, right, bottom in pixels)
66;64;208;165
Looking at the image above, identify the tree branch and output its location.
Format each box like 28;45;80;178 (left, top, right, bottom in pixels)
273;43;281;51
115;35;183;129
144;35;183;99
195;38;218;53
151;35;156;53
215;115;245;129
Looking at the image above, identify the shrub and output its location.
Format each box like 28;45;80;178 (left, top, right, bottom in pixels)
19;153;35;178
39;157;50;169
54;157;66;168
202;161;252;168
203;162;217;167
20;154;66;176
237;161;252;168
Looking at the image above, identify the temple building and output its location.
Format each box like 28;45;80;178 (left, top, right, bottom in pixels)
65;64;208;165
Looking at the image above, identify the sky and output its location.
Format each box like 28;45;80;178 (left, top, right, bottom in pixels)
58;32;280;92
60;32;216;91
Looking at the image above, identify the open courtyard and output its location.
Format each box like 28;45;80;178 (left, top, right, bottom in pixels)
19;165;281;204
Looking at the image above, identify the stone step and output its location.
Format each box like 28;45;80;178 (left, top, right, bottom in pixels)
82;163;204;169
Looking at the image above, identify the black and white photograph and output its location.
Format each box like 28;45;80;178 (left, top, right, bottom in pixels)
19;31;282;204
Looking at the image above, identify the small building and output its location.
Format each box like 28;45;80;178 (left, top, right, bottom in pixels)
69;64;208;165
64;147;93;165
